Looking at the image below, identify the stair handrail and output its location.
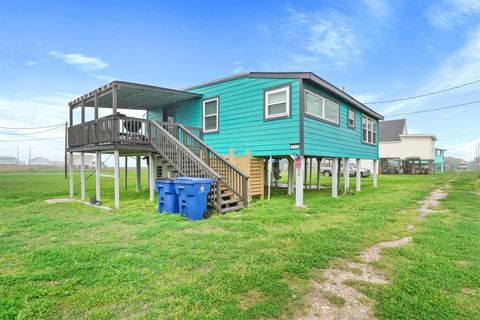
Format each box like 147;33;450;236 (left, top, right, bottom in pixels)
177;124;249;180
176;123;249;207
149;120;221;180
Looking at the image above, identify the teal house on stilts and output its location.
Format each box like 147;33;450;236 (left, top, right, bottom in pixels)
67;72;383;211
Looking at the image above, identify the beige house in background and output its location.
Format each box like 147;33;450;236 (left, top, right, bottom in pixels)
365;119;440;174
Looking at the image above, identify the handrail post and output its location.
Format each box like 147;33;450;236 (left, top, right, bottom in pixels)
242;176;249;207
216;178;222;210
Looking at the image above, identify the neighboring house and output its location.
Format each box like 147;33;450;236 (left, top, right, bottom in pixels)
0;156;18;165
434;148;446;173
66;72;383;210
370;119;444;174
30;157;52;166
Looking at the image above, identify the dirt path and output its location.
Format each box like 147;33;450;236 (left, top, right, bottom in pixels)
296;188;448;320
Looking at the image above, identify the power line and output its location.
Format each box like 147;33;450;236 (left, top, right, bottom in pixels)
0;124;64;135
0;136;64;142
366;79;480;104
385;100;480;118
0;123;64;130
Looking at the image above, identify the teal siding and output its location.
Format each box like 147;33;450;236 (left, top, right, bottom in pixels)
175;77;300;156
147;108;163;121
303;82;379;159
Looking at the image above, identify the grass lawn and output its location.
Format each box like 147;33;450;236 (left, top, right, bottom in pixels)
0;169;478;319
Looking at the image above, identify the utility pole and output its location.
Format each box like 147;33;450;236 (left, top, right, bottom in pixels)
28;146;31;166
16;145;19;165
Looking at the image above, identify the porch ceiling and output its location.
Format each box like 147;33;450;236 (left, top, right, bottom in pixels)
69;81;201;110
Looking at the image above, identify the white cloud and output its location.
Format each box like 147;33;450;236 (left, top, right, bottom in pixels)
362;0;391;19
26;60;37;67
232;62;245;74
285;8;361;70
92;74;115;82
48;50;108;72
426;0;480;31
381;24;480;115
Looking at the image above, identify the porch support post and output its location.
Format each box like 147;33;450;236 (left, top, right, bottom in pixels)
69;152;74;197
344;158;350;193
136;156;141;193
94;91;99;120
332;158;338;198
373;159;378;188
295;156;305;207
112;84;118;115
114;150;120;209
337;158;342;194
356;159;361;192
80;152;85;201
68;104;73;126
124;156;128;190
149;153;155;202
95;151;101;201
81;99;85;124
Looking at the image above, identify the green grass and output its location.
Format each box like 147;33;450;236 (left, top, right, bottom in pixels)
0;170;478;319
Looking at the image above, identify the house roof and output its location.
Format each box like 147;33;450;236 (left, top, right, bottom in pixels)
69;81;201;110
380;119;407;142
184;72;384;120
399;134;437;141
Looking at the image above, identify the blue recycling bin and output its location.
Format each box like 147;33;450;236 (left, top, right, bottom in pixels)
155;179;179;213
174;177;214;221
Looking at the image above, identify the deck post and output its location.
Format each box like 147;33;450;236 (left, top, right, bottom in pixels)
287;157;294;195
332;158;338;198
356;159;361;192
69;152;74;197
309;157;313;189
95;151;101;201
149;153;155;202
344;158;350;193
124;156;128;190
136;156;141;193
337;158;342;194
295;156;304;207
373;159;378;188
114;150;120;209
80;152;85;201
316;157;322;190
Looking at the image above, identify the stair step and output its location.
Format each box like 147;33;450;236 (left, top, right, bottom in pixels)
221;198;240;205
221;205;243;213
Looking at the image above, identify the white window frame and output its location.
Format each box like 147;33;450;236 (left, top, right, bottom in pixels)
265;86;290;119
305;89;340;125
362;115;377;145
202;97;219;133
348;108;355;128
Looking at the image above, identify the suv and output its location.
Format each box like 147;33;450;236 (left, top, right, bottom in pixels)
321;163;371;177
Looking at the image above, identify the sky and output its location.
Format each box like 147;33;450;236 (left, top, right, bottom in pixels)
1;0;480;162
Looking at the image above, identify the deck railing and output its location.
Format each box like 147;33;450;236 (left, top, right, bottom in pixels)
68;115;151;147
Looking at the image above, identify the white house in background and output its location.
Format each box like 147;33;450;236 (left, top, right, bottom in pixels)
364;119;439;174
0;156;18;165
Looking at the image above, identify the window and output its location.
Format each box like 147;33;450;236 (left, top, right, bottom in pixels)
348;109;355;128
202;98;218;133
305;90;340;124
362;115;377;144
265;86;290;119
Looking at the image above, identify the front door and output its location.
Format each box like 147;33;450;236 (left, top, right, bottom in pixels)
162;105;177;137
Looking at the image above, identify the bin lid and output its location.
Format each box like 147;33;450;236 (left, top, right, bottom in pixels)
156;178;175;183
174;177;214;184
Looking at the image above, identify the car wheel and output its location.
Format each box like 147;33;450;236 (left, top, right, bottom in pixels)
324;170;331;176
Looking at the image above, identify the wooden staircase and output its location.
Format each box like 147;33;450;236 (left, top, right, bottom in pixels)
149;121;248;214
